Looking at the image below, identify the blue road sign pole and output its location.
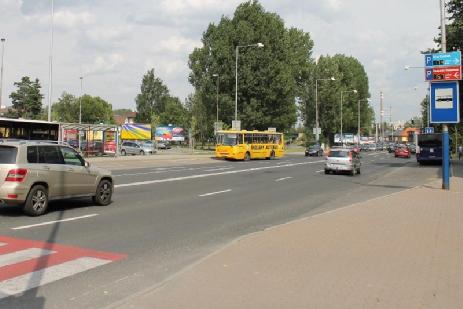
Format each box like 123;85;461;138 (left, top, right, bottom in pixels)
442;125;450;190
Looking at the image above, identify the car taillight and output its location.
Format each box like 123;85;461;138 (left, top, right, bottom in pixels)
348;152;353;162
5;169;28;182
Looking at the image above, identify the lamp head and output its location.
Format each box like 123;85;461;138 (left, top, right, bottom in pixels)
330;77;336;81
256;43;264;48
353;89;358;94
404;65;410;70
212;74;219;77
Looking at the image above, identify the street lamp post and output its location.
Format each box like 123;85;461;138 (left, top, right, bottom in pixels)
0;38;5;109
78;76;83;151
357;98;371;145
47;0;54;122
235;43;264;122
212;74;220;124
340;89;357;145
315;77;335;142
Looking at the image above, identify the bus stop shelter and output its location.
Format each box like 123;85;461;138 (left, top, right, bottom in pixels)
59;123;120;157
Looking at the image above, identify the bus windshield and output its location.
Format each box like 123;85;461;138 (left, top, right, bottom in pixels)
216;133;237;146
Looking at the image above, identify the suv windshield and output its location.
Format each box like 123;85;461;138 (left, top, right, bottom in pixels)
0;146;17;163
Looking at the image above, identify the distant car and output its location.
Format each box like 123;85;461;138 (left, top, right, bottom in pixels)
360;144;370;152
141;141;157;154
368;143;377;151
407;143;417;154
395;145;411;158
305;144;323;157
0;141;113;216
120;141;154;156
157;142;171;150
324;148;361;176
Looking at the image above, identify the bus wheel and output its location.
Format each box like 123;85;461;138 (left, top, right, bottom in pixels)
244;152;251;161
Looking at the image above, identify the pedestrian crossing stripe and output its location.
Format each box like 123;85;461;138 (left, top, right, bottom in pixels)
0;236;126;299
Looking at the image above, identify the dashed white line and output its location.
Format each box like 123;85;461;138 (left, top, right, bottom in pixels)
204;167;234;172
115;160;325;188
275;177;293;182
11;214;99;230
199;189;232;197
315;170;325;173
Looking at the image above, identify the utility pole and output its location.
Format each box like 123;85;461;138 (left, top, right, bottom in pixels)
390;106;393;142
380;91;384;143
440;0;450;190
0;38;5;109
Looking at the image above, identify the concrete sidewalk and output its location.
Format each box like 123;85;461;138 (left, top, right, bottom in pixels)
112;162;463;309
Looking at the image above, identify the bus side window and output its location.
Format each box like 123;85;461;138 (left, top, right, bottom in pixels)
245;134;252;144
237;134;243;145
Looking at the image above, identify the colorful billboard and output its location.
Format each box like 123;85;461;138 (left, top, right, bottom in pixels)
155;126;185;141
121;124;151;140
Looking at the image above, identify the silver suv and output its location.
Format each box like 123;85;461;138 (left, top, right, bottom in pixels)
0;141;113;216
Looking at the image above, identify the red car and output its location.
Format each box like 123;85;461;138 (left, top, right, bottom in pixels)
395;145;411;158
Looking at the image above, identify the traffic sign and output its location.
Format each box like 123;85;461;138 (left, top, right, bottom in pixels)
425;51;461;67
430;81;460;123
424;127;434;134
425;66;461;81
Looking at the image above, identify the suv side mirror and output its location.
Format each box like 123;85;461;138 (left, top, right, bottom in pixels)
85;161;91;168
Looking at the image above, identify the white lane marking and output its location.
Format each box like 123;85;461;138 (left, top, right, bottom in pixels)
0;248;55;268
0;257;111;299
204;167;234;172
275;177;293;182
199;189;232;197
11;214;99;230
315;170;325;173
115;160;325;188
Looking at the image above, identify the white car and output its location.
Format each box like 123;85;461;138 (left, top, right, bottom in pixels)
325;148;361;176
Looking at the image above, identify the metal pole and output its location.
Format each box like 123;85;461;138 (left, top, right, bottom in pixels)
440;0;450;189
79;77;83;124
0;38;5;109
380;91;384;142
235;46;238;121
47;0;54;122
357;99;360;145
216;75;219;123
78;76;83;152
440;0;446;52
315;79;319;142
340;91;343;145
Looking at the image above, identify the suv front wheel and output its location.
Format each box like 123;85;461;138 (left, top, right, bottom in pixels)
23;185;49;216
93;179;113;206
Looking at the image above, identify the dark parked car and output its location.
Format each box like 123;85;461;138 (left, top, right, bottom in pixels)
305;144;323;157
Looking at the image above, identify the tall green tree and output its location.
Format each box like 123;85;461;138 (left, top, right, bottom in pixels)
135;69;170;123
51;92;113;124
188;0;314;135
8;76;44;119
300;54;373;141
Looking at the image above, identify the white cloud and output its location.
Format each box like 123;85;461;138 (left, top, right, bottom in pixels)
24;9;95;29
155;36;200;54
84;53;125;76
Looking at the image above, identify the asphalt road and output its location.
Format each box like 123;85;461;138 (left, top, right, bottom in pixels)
0;151;441;309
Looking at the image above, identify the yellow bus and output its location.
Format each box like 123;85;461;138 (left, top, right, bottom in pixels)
215;130;285;160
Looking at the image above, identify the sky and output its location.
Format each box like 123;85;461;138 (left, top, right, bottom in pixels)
0;0;443;122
